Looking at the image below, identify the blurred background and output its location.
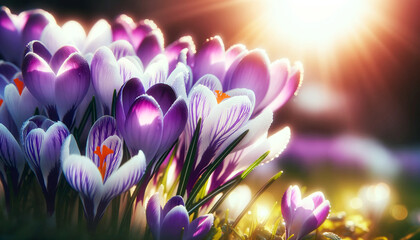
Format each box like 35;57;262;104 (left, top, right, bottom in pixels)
4;0;420;238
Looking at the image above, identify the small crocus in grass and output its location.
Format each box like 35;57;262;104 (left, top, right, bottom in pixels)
21;115;70;215
146;193;214;240
61;116;146;226
281;185;331;240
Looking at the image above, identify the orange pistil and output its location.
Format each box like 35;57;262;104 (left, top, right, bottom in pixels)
215;90;230;104
13;78;24;96
0;99;3;107
93;145;114;181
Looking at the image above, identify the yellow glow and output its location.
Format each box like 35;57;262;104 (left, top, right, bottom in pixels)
391;205;408;221
264;0;370;48
226;185;252;217
256;205;270;223
349;197;363;209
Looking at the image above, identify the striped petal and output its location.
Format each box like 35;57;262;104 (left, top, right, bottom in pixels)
184;214;214;240
4;84;40;128
146;193;162;240
0;124;25;185
193;74;222;92
101;136;123;181
23;128;44;177
160;205;189;240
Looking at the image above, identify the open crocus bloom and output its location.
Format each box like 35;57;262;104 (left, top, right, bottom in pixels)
61;116;146;225
21;115;70;214
0;6;55;64
21;41;90;127
116;78;187;161
281;185;331;240
192;36;303;115
146;194;214;240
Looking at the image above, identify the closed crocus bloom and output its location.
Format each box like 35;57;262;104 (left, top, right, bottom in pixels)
281;185;331;240
61;116;146;226
0;7;55;64
21;41;90;127
91;40;143;112
21;115;70;215
0;123;25;209
116;78;187;161
146;194;214;240
164;36;195;73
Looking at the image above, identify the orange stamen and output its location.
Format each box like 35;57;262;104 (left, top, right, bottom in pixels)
215;90;230;104
13;78;24;96
0;99;3;107
93;145;114;181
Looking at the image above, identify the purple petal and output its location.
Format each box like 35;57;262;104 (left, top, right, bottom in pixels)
281;185;301;225
49;45;78;73
132;19;157;48
91;46;122;109
258;59;290;112
162;195;185;218
86;116;122;166
146;193;162;240
146;83;177;115
100;136;123;182
0;61;19;81
39;122;69;185
25;40;52;62
226;49;270;109
117;56;143;83
269;62;303;111
160;98;187;154
116;78;145;135
137;30;164;67
225;44;247;69
165;36;195;72
184;214;214;240
0;7;21;63
166;63;191;97
193;36;225;82
112;17;131;43
21;10;55;46
23;128;44;175
109;40;136;60
55;52;90;118
144;54;168;88
124;95;163;161
193;74;222;92
308;192;326;208
0;123;25;182
22;52;56;105
160;205;189;240
102;150;146;201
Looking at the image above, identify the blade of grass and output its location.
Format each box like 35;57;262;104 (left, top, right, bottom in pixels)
177;118;202;197
111;90;117;118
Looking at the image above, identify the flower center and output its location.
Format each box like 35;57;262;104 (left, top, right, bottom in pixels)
13;78;24;96
93;145;114;181
215;90;230;104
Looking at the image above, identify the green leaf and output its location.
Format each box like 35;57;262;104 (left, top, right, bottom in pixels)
177;118;202;196
241;151;269;179
111;89;117;118
186;130;249;208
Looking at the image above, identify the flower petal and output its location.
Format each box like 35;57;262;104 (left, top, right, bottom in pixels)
146;83;177;115
40;22;74;54
102;150;146;201
226;49;270;109
146;193;162;240
184;214;214;240
21;9;55;46
60;135;81;165
0;123;25;184
4;84;39;128
0;7;21;62
160;98;188;154
84;19;112;54
109;39;136;59
160;205;189;240
101;135;123;181
166;63;191;98
264;127;291;164
225;44;247;69
61;20;86;51
193;74;222;92
132;19;157;48
22;52;56;105
136;29;164;67
86;116;122;166
49;45;78;73
162;195;185;217
165;36;195;72
124;95;163;160
193;36;225;82
24;40;52;62
281;185;301;226
144;54;168;89
91;46;122;109
55;52;90;119
0;61;19;81
23;128;44;176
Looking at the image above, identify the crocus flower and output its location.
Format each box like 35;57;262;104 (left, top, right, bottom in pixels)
22;40;90;127
91;40;143;112
61;116;146;225
281;185;330;240
0;7;55;64
192;36;303;114
40;19;112;55
0;123;26;209
21;115;70;215
116;78;187;160
146;194;214;240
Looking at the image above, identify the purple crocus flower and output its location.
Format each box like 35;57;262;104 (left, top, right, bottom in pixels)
146;194;214;240
192;36;303;114
281;185;331;240
21;115;70;215
0;123;26;209
116;78;187;160
0;7;55;64
61;116;146;225
21;40;90;127
91;40;143;112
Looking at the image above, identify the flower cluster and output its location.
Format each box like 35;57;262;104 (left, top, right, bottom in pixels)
0;6;332;240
